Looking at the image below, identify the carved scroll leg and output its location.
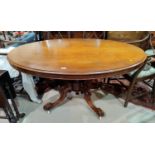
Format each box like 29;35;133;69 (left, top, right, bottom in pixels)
43;87;70;111
84;92;104;119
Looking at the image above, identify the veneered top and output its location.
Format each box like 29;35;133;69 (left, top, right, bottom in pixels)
8;39;147;80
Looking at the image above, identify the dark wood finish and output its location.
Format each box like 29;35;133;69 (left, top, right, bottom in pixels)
0;70;16;99
43;80;105;118
124;56;155;107
34;31;106;40
107;31;150;50
152;80;155;104
0;70;25;122
150;31;155;47
84;90;104;118
0;86;17;122
43;85;70;110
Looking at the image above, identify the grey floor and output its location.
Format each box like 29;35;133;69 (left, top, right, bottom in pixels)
1;90;155;123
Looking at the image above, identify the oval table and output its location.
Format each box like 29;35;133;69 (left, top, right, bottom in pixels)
7;39;147;118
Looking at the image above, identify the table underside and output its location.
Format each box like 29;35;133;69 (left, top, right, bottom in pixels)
43;79;108;118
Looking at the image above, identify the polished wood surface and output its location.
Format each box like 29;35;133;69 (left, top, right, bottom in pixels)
8;39;147;80
7;39;147;118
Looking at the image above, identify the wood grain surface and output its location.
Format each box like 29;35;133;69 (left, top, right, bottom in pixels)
7;39;147;80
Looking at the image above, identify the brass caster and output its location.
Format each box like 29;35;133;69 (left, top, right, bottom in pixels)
99;116;102;120
47;110;51;114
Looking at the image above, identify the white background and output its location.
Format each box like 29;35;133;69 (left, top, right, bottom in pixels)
0;0;155;155
0;0;155;30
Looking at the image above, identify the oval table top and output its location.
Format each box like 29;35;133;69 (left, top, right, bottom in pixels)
7;39;147;80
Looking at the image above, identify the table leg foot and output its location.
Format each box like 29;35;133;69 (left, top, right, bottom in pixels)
17;113;25;118
84;92;104;118
43;87;70;111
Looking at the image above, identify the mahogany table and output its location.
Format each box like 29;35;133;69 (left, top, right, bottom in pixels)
7;39;147;118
